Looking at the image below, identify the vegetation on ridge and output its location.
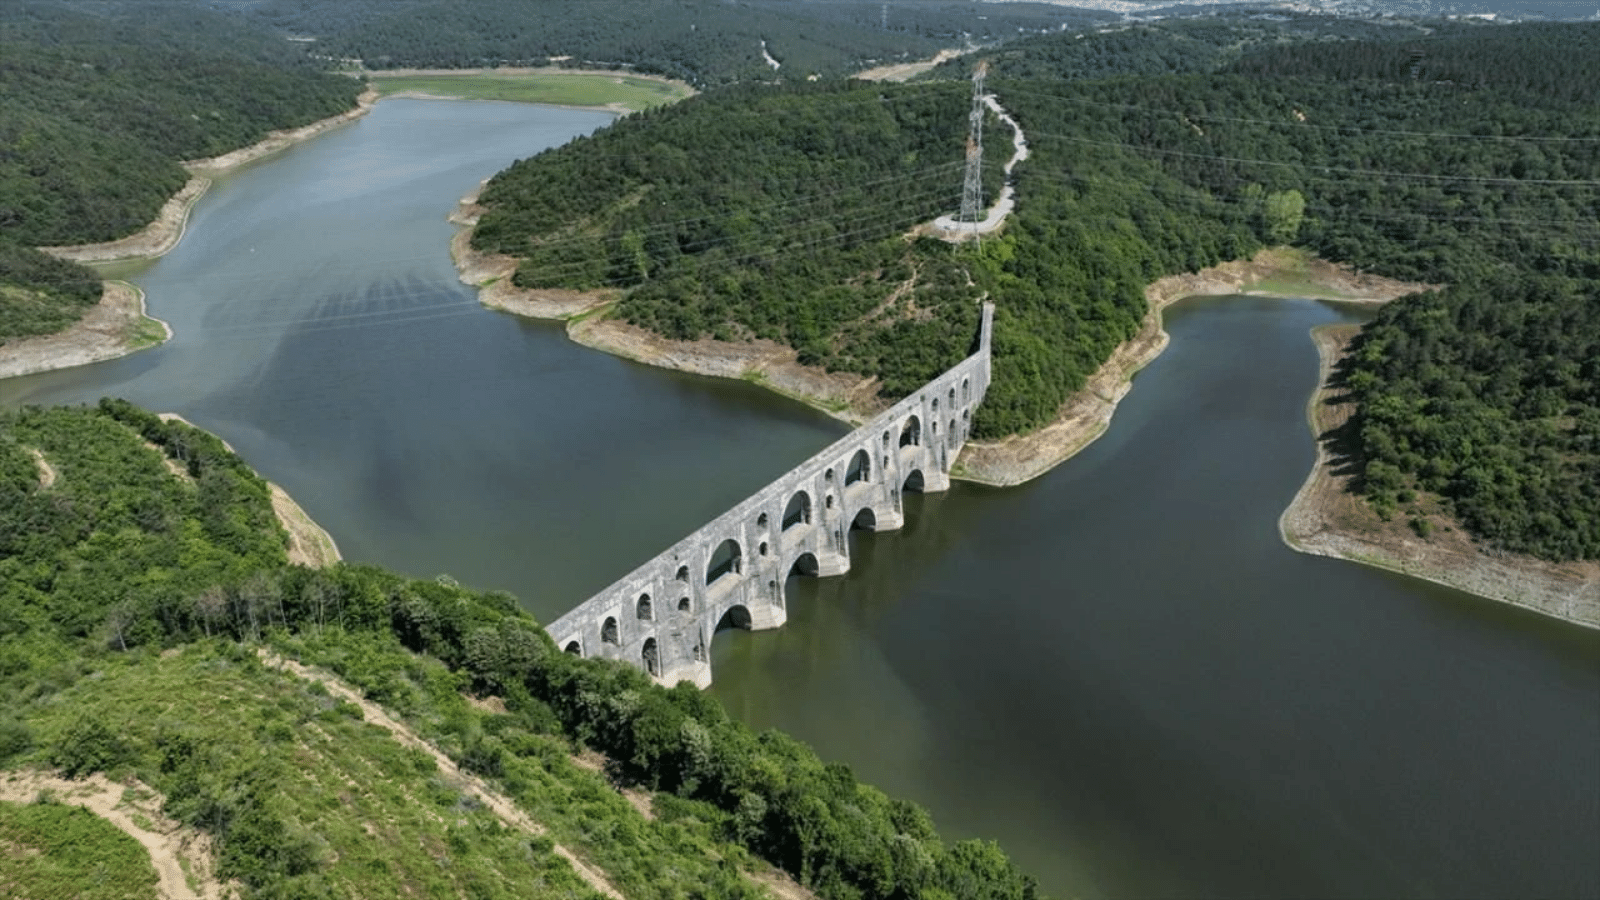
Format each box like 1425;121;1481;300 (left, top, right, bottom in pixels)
2;400;1042;899
0;0;363;344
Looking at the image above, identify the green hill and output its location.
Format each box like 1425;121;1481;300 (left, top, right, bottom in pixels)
467;19;1600;559
1;400;1042;899
0;0;363;344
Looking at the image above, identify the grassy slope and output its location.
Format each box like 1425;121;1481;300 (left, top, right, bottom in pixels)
369;72;694;112
0;799;160;900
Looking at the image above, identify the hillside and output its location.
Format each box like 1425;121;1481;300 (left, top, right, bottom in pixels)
245;0;1113;86
0;0;364;344
466;18;1600;560
0;400;1042;899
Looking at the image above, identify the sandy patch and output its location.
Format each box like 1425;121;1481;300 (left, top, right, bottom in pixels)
1280;326;1600;629
261;653;623;899
957;249;1436;486
0;281;170;379
0;770;228;900
150;414;340;568
854;48;966;82
269;485;342;569
40;179;212;265
26;447;57;489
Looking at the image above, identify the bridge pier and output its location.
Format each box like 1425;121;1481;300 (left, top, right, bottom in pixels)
548;303;994;688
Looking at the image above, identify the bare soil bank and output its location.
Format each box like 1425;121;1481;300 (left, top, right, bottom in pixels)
450;187;884;426
154;414;342;570
959;248;1434;486
5;91;380;380
1280;326;1600;630
0;281;169;379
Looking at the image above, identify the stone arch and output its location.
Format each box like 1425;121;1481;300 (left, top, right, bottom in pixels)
903;469;926;493
846;448;871;485
715;605;754;632
564;640;582;656
948;387;956;407
932;397;940;412
678;596;691;613
757;512;768;528
636;593;652;620
948;418;957;449
675;565;689;582
882;430;891;449
825;494;834;509
962;377;971;402
642;638;659;677
852;507;878;531
759;540;769;557
787;552;820;578
899;415;921;447
782;490;812;530
601;616;619;645
706;538;742;586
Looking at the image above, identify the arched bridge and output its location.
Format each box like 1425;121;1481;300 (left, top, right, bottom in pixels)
546;303;993;687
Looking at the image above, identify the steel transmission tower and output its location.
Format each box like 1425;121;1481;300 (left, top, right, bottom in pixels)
958;61;988;229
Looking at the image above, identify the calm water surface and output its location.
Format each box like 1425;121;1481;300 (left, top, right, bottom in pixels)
4;100;1596;900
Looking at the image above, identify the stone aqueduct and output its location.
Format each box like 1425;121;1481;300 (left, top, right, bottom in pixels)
546;303;994;687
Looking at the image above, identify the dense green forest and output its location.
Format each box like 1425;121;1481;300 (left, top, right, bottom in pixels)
473;79;1010;397
1;400;1041;899
246;0;1112;86
0;0;363;343
1344;278;1600;560
471;19;1600;558
920;12;1432;82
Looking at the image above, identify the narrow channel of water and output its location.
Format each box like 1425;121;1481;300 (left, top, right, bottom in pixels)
4;101;1596;900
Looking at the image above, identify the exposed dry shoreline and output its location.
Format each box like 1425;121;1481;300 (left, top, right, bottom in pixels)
0;281;169;379
2;90;381;381
960;248;1433;485
1280;326;1600;629
450;187;886;425
155;414;342;569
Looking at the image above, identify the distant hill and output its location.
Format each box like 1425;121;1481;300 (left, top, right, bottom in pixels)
244;0;1115;85
0;0;363;343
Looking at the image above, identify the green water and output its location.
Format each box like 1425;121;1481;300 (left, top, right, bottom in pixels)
5;100;1596;900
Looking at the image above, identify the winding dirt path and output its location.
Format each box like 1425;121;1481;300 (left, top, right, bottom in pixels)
260;653;623;898
0;770;226;900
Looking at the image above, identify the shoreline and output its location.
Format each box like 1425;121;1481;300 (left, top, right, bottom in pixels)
1279;326;1600;630
959;248;1432;485
0;281;170;380
4;89;381;381
155;414;343;570
449;186;881;427
452;203;1437;478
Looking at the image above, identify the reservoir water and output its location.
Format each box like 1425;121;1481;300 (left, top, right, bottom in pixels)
4;99;1596;899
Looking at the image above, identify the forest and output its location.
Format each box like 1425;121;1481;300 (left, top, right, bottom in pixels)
1;400;1040;899
245;0;1112;86
0;0;363;343
1343;278;1600;561
470;19;1600;559
919;12;1435;82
